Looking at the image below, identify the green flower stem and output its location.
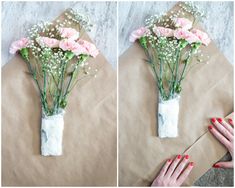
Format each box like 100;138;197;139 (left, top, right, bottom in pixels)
168;48;181;99
154;45;168;100
58;62;67;110
24;59;47;113
63;55;89;100
43;68;49;115
145;48;167;100
172;48;181;94
53;60;67;114
177;48;193;86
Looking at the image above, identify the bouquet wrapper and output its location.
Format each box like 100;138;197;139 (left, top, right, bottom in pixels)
41;110;65;156
2;10;117;186
119;2;233;186
158;96;180;138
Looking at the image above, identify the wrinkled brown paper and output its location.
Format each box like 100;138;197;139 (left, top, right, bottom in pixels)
119;2;234;186
2;11;117;186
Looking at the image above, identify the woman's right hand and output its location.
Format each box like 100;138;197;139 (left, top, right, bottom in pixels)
209;117;234;168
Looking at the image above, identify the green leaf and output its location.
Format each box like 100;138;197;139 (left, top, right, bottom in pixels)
179;39;188;49
60;99;67;108
78;54;89;63
139;36;148;49
191;42;201;53
175;84;182;94
20;48;29;60
65;51;75;60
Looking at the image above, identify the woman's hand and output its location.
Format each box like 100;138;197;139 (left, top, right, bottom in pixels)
151;155;194;186
209;117;234;168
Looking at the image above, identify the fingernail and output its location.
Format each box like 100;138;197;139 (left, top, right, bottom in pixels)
208;125;213;130
189;162;194;167
167;159;172;163
213;164;220;168
177;155;181;159
228;118;233;124
211;118;216;123
217;118;223;123
185;155;189;159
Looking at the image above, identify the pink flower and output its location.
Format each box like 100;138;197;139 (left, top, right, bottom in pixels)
59;27;79;40
75;39;99;58
174;18;192;30
9;38;30;54
174;29;200;44
129;27;150;42
59;39;80;52
36;37;59;48
59;39;99;58
153;26;174;37
191;29;211;46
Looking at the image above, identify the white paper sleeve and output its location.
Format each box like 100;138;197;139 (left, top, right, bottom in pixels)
158;95;180;138
41;109;65;156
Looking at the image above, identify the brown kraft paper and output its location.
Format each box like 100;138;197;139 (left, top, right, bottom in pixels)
118;2;234;186
2;10;117;186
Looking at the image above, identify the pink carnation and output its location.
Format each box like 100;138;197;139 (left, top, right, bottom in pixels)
174;29;200;44
75;39;99;58
174;18;192;30
59;39;99;58
59;27;79;40
153;26;174;37
9;38;30;54
191;29;211;46
129;27;150;42
59;39;80;52
36;37;59;48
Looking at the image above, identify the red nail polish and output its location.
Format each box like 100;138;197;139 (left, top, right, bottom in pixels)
208;125;213;130
213;164;220;168
185;155;189;159
211;118;216;123
167;159;172;163
228;118;233;125
189;162;194;166
217;118;223;123
177;155;181;159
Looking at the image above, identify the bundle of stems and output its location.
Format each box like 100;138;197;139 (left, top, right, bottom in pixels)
141;37;199;101
10;10;98;116
21;49;92;116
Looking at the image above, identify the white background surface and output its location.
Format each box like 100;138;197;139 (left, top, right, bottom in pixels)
119;1;234;64
1;1;117;68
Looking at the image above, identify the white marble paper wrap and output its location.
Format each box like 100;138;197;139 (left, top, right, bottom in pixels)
158;96;180;138
41;110;65;156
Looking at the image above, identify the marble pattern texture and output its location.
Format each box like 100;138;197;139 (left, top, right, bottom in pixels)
118;1;234;65
1;1;117;68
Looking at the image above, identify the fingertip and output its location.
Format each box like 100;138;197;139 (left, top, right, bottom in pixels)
228;118;233;126
208;125;213;130
189;162;194;167
211;118;216;123
217;118;223;123
213;164;220;168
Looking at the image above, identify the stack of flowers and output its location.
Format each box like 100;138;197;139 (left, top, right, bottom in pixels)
9;10;99;156
130;9;210;138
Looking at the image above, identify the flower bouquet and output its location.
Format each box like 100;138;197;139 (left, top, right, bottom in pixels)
130;3;211;138
9;9;99;156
